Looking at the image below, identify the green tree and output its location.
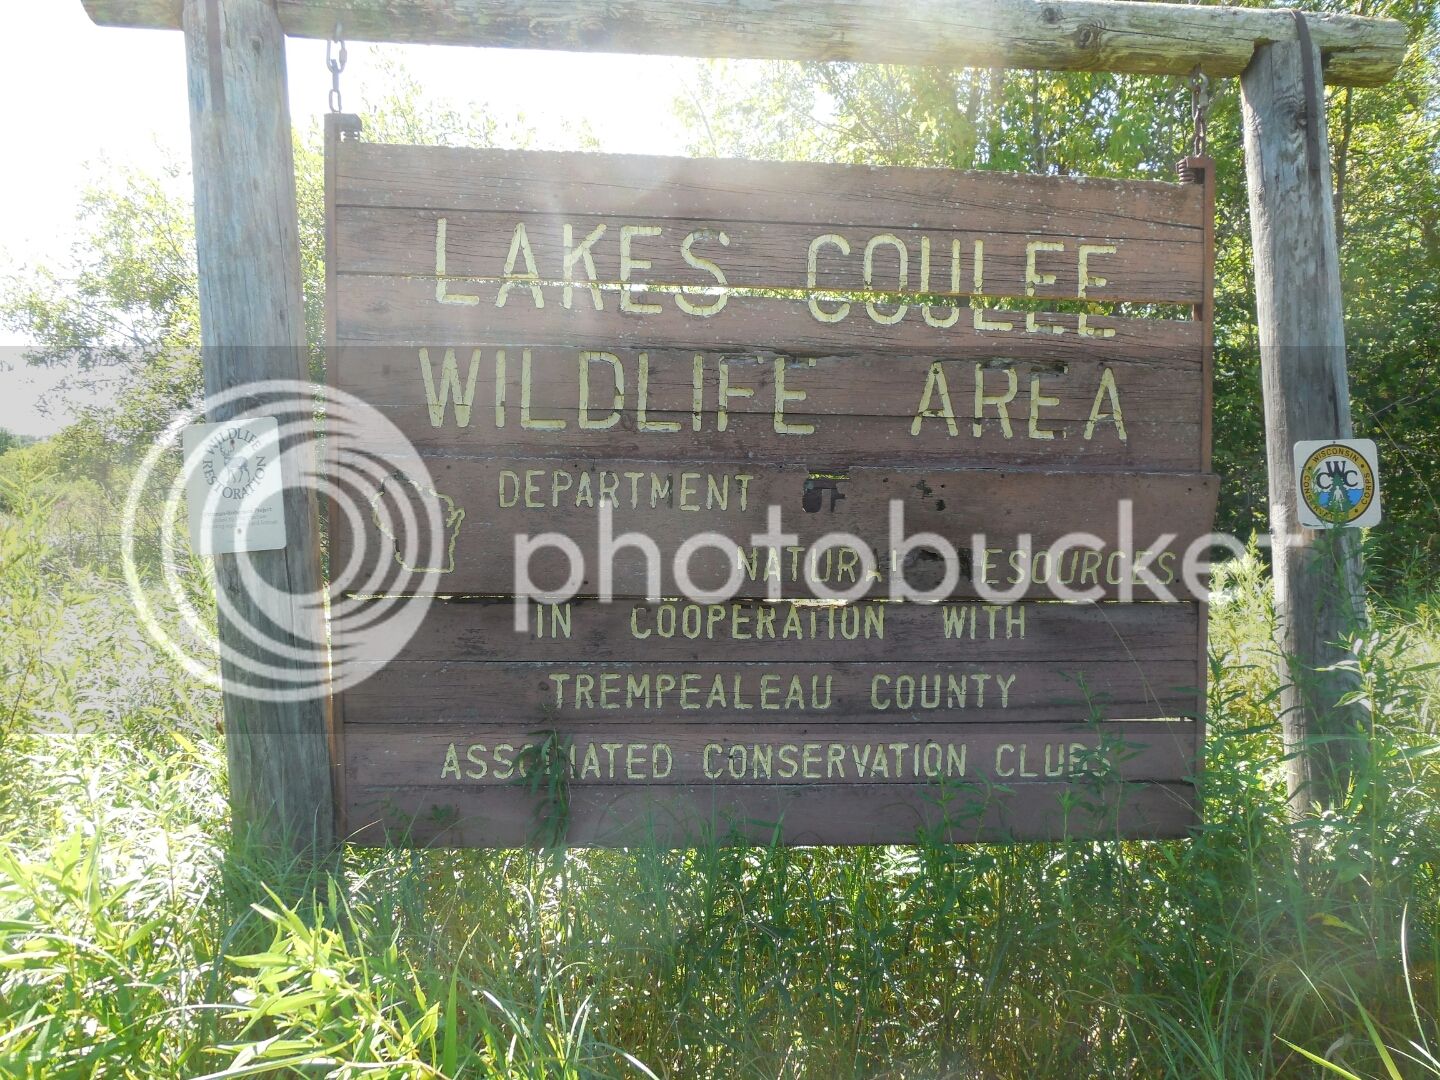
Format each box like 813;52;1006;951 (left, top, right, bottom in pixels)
673;0;1440;582
0;64;531;468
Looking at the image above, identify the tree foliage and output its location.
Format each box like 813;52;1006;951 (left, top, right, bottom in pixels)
2;16;1437;582
0;66;531;468
675;1;1440;583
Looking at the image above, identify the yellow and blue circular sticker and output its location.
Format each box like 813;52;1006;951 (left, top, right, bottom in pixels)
1293;438;1382;529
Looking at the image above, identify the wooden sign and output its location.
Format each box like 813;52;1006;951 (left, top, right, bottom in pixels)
326;127;1215;847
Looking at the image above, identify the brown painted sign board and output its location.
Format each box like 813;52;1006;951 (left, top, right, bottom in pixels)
325;129;1215;847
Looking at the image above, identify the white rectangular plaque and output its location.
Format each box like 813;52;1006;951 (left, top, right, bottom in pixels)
183;417;289;555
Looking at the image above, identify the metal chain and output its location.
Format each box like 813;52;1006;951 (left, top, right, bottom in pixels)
1189;67;1211;158
327;21;348;114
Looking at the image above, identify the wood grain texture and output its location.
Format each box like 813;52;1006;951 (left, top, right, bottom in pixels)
335;345;1204;470
82;0;1407;87
314;110;1221;846
344;721;1199;785
333;144;1204;234
331;142;1205;307
1182;160;1215;786
329;457;1219;601
1241;34;1365;813
339;209;1204;305
344;779;1198;847
337;277;1201;358
332;142;1207;357
183;0;334;851
343;597;1201;665
341;659;1202;724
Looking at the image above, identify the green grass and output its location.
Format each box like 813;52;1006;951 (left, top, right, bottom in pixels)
2;473;1439;1078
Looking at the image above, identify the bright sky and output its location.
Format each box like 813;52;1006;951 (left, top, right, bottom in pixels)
0;3;706;436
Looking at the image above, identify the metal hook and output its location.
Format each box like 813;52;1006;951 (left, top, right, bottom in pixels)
1189;65;1211;158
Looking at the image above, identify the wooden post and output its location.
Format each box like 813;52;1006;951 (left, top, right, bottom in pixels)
1241;27;1366;813
183;0;335;853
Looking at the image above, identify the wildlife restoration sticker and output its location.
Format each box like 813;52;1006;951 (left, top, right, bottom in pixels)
1294;438;1381;529
182;417;288;555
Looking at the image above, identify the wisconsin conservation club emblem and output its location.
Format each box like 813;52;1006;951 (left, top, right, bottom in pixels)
1294;438;1382;529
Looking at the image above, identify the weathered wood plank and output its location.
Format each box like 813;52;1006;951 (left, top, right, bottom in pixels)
329;145;1207;352
345;720;1199;786
335;144;1205;236
330;458;1218;601
341;659;1202;724
360;409;1201;470
335;345;1204;469
182;0;334;852
339;210;1204;306
82;0;1406;87
1241;33;1365;813
336;275;1199;355
344;597;1200;665
344;779;1198;847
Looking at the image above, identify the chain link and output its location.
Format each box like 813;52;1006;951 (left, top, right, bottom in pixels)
1189;67;1211;158
326;21;348;114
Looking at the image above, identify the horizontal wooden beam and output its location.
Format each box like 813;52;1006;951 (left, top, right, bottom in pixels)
82;0;1407;87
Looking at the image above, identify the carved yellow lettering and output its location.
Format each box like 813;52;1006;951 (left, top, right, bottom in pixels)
441;742;462;779
1028;373;1059;440
1077;314;1117;339
777;744;799;779
806;234;851;323
625;744;645;780
496;222;544;308
494;348;507;428
691;354;705;431
997;673;1016;707
580;743;600;779
973;364;1018;438
520;349;565;431
550;471;572;507
802;743;822;779
1077;243;1116;298
1084;367;1127;441
598;471;620;507
919;236;961;328
995;744;1016;777
562;222;606;310
717;359;753;433
1025;310;1066;335
773;357;814;435
912;361;959;436
434;218;480;306
498;470;519;508
678;472;701;511
465;743;488;780
677;229;730;316
493;743;515;780
971;239;1013;331
578;351;624;430
418;347;481;428
619;224;662;313
863;233;908;325
637;352;680;432
1025;240;1065;297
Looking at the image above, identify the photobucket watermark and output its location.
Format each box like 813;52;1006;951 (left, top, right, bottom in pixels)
510;499;1248;629
123;379;446;703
